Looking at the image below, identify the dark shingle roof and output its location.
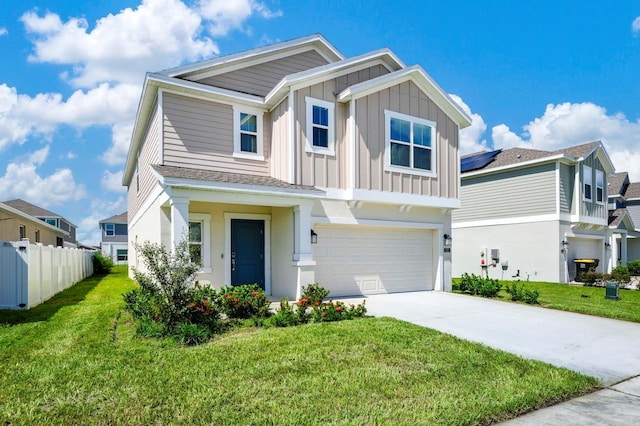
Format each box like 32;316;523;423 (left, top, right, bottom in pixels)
99;212;128;224
607;172;628;197
462;141;603;172
4;199;61;218
152;165;323;193
608;208;626;227
624;182;640;200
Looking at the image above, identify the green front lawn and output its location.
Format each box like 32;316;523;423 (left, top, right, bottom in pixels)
454;278;640;323
0;266;598;425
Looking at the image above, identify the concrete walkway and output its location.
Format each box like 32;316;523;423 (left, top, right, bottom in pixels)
339;291;640;424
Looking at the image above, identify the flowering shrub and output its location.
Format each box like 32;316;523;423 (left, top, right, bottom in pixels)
219;284;271;319
300;283;330;305
311;300;367;322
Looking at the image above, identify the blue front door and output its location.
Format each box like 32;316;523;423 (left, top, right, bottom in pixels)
231;219;265;289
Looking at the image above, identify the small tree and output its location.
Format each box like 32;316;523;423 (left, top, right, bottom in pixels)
130;238;201;329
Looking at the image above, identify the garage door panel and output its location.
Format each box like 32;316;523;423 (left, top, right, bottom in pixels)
313;225;434;297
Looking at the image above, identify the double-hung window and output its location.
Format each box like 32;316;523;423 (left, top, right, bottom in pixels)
305;97;335;155
595;170;604;203
35;229;40;243
19;225;26;240
233;106;264;160
105;223;115;237
188;213;211;273
583;165;592;201
385;110;436;175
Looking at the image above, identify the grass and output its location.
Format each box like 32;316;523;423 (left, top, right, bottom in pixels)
454;278;640;323
0;266;599;425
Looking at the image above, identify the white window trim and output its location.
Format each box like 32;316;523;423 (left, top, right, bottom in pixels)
595;169;604;204
305;96;335;156
384;110;437;177
189;213;212;273
583;165;593;201
233;105;264;161
105;223;115;237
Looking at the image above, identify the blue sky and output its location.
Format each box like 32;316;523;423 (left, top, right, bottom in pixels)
0;0;639;245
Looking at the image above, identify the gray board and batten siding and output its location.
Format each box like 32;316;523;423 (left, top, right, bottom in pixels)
453;163;557;223
581;154;607;220
559;163;574;214
197;50;330;97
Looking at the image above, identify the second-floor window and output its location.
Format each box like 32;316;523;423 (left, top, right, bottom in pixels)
105;223;115;237
384;110;436;176
19;225;26;240
45;218;58;227
583;165;592;201
596;170;604;203
305;97;335;155
233;106;264;160
35;229;40;243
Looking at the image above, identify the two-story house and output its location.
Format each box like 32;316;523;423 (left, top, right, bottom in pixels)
452;141;616;283
3;199;77;247
99;212;128;264
607;172;640;264
122;34;471;299
0;201;68;246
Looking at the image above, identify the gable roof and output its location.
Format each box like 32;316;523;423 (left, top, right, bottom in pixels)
607;172;629;197
625;182;640;200
160;34;344;79
337;65;472;128
0;202;68;236
461;141;615;175
99;212;128;225
3;199;77;228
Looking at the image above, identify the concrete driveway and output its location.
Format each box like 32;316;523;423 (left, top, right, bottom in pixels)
340;291;640;386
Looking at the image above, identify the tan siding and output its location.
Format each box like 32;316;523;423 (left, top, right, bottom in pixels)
453;163;557;223
354;81;459;198
162;92;270;176
198;50;329;96
0;213;63;246
270;98;289;181
128;104;161;219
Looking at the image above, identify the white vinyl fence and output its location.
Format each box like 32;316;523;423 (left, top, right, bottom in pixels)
0;240;95;310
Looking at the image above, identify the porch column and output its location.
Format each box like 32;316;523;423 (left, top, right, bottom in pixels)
293;203;313;262
170;197;189;249
621;233;628;266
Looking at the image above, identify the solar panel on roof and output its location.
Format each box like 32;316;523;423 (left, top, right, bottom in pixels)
460;149;502;173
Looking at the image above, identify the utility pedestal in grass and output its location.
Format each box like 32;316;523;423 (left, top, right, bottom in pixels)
605;283;620;300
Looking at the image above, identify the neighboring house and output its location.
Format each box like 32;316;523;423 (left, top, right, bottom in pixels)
452;141;616;283
607;172;640;263
3;199;77;247
99;212;128;264
0;201;68;246
122;34;471;299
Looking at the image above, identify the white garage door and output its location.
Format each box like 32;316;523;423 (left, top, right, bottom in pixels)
313;225;434;297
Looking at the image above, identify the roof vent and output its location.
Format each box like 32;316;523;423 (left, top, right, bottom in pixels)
516;154;521;159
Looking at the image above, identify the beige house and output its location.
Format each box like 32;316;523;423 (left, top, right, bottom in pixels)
0;202;68;246
123;34;471;299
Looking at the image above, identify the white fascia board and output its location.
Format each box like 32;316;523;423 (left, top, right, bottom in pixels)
123;73;156;185
453;214;559;229
160;34;344;78
0;203;69;236
312;216;444;230
148;73;265;105
320;187;461;209
462;154;572;179
337;65;472;128
568;214;608;227
169;187;317;209
159;176;325;200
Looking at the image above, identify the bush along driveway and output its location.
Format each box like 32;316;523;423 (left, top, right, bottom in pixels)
0;266;599;425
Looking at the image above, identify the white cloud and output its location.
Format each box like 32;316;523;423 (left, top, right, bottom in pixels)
198;0;281;36
0;28;8;36
102;122;135;166
0;146;86;207
449;94;489;155
490;102;640;180
22;0;218;88
633;16;640;34
101;170;126;193
66;151;76;159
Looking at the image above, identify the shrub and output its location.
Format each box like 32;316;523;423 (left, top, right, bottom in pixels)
92;252;114;275
175;322;211;346
311;300;367;322
505;282;539;304
459;273;501;298
580;271;604;286
300;283;330;305
219;284;271;319
609;265;631;284
627;260;640;276
265;298;300;327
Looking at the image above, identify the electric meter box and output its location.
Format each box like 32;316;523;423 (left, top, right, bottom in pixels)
480;248;489;266
491;249;500;263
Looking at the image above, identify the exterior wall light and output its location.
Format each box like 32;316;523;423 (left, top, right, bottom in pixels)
605;242;611;249
561;240;569;253
310;229;318;244
443;233;452;247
